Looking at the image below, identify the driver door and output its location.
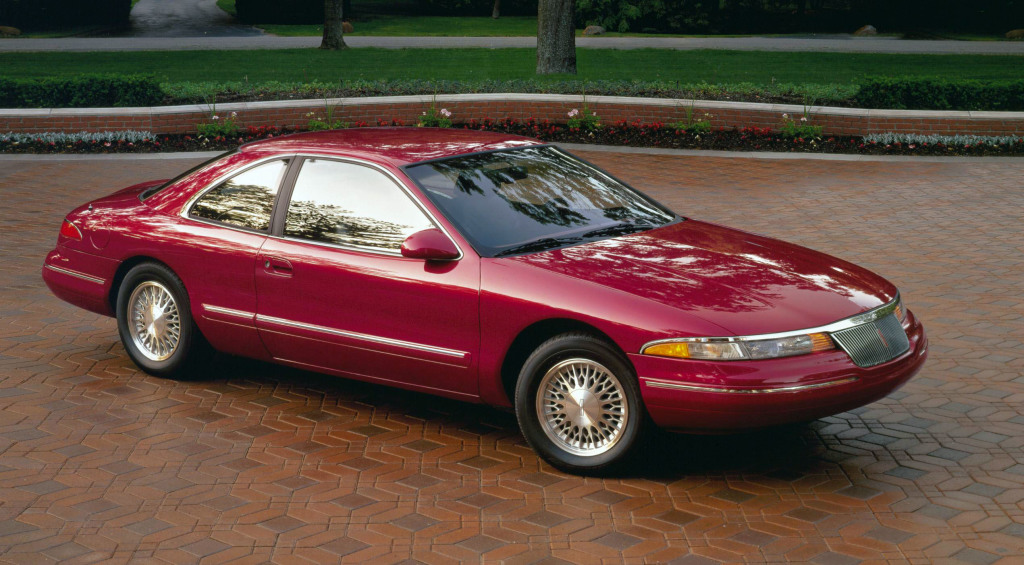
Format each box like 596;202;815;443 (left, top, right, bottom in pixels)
254;157;481;397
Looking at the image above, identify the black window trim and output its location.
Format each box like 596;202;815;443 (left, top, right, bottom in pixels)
181;155;297;236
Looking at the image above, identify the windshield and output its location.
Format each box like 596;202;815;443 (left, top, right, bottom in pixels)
404;146;677;257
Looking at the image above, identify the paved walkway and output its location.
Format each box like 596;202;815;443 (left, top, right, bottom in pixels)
1;151;1022;563
2;35;1023;53
122;0;261;37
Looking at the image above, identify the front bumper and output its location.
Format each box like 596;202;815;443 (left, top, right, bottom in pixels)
632;310;928;432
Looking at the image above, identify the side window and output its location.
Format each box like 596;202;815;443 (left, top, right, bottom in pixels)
190;159;289;231
284;159;433;252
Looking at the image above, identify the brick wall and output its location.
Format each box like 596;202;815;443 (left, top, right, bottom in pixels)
2;94;1023;137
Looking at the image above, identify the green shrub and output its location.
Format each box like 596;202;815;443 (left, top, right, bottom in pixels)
235;0;320;24
576;0;709;33
162;79;859;107
0;0;130;30
855;77;1024;111
0;75;164;108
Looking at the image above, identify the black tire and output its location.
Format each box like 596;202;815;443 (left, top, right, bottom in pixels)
115;262;210;379
514;332;647;474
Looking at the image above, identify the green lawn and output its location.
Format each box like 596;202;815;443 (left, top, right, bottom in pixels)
216;0;236;17
2;49;1021;84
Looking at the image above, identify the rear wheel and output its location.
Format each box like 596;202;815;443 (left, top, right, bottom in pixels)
515;333;647;474
116;263;209;379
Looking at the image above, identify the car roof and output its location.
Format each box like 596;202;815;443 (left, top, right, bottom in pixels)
240;127;545;167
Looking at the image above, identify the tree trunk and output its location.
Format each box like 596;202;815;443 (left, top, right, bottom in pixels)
492;0;501;19
321;0;347;50
536;0;576;75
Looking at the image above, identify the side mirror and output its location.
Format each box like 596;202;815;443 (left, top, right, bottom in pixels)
400;228;461;261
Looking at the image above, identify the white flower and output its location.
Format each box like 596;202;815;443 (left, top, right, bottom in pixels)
440;108;451;118
592;112;597;116
568;109;579;118
230;112;238;118
800;116;808;122
211;115;220;120
782;113;788;119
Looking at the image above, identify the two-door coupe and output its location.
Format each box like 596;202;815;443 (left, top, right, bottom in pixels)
44;128;927;473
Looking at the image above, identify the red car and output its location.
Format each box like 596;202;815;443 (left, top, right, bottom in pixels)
43;129;927;473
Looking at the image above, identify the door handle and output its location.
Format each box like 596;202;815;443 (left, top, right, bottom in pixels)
262;256;293;276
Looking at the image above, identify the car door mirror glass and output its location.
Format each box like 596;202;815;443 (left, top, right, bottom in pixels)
400;228;460;261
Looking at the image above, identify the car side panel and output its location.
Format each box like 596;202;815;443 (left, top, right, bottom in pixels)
42;246;121;317
254;237;481;397
477;258;735;407
116;213;272;360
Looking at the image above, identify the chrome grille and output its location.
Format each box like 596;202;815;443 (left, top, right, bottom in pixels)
831;314;910;368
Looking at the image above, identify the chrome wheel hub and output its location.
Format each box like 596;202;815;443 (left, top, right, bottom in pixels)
128;281;181;362
536;358;628;457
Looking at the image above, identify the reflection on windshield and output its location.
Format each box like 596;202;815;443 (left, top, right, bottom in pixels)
405;146;676;257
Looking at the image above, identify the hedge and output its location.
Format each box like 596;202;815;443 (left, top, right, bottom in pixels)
855;77;1024;112
0;0;130;30
235;0;322;24
162;79;857;107
0;75;164;108
4;75;1024;113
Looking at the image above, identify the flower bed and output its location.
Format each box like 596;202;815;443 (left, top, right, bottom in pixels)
4;119;1024;157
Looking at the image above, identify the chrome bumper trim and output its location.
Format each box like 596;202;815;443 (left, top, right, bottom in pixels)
44;264;105;285
256;314;468;359
642;376;859;394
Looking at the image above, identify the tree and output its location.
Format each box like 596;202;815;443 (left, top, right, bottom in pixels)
492;0;501;19
536;0;576;74
321;0;347;50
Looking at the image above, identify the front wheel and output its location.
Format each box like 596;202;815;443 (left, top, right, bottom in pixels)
515;333;648;474
115;262;209;379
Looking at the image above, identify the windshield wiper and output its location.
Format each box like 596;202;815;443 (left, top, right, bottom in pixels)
495;237;583;257
580;223;653;239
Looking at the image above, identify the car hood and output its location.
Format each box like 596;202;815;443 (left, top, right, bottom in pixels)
509;219;897;336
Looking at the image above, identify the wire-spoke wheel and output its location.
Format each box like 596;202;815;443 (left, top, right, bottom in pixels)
516;332;647;474
128;281;182;362
116;262;209;379
537;358;628;457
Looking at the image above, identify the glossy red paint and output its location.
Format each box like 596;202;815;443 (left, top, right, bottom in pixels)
42;128;927;434
634;310;927;431
400;228;461;260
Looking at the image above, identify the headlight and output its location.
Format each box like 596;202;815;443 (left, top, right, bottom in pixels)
643;332;834;361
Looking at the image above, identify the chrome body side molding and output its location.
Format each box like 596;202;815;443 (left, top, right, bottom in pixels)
256;314;468;359
44;264;105;285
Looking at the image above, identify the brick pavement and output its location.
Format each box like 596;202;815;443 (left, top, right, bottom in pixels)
1;151;1023;564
